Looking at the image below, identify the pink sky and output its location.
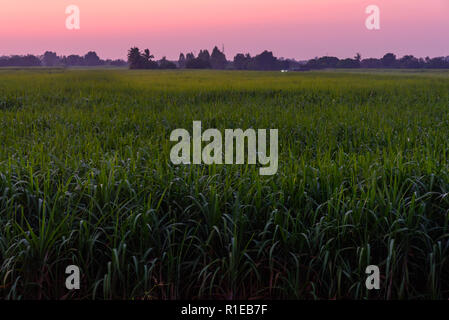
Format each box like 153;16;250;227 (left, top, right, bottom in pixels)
1;0;448;60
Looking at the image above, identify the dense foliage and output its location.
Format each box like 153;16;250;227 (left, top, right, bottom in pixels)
0;69;449;299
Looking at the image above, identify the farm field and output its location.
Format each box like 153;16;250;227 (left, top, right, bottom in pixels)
1;69;449;299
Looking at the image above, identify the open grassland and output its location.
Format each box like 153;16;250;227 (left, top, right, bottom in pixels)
1;69;449;299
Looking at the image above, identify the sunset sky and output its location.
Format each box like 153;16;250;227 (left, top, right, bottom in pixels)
1;0;448;60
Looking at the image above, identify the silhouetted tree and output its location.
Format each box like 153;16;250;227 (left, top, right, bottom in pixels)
128;47;142;69
253;51;278;70
184;51;210;69
178;53;186;68
108;59;127;67
233;53;244;69
337;58;360;68
425;57;449;68
198;50;210;62
210;46;227;69
306;56;339;69
381;53;397;68
142;49;158;69
276;58;290;70
84;51;101;66
398;55;421;68
233;53;251;70
0;55;41;67
127;47;158;69
196;50;211;68
42;51;59;66
159;57;177;69
361;58;382;68
64;54;84;66
142;49;154;61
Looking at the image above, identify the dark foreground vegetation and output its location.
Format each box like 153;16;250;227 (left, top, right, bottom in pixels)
1;69;449;299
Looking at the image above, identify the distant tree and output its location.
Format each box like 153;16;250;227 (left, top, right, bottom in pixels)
42;51;59;66
253;51;278;70
184;52;201;68
142;49;154;62
306;56;339;69
398;55;421;68
178;53;186;68
109;59;127;67
0;55;41;67
127;47;158;69
233;53;250;70
185;51;210;69
128;47;142;69
210;46;227;69
425;57;449;69
84;51;101;66
20;55;41;66
64;54;84;66
197;50;211;68
276;58;290;70
381;53;397;68
159;57;177;69
355;53;362;62
361;58;382;68
337;58;360;68
186;58;209;69
285;59;304;70
142;49;158;69
198;49;210;61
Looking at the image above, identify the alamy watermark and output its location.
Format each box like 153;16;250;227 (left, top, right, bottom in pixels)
64;5;379;33
170;121;278;175
365;5;380;30
66;5;80;30
365;265;380;290
65;265;80;290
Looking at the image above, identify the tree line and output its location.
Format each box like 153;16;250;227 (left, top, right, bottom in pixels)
1;48;448;70
128;46;293;70
128;47;449;70
0;51;126;67
304;53;449;70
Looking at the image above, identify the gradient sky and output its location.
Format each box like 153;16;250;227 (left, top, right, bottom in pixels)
1;0;448;60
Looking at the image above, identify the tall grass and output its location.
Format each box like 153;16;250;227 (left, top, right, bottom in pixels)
0;69;449;299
